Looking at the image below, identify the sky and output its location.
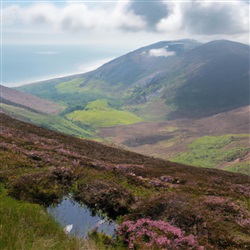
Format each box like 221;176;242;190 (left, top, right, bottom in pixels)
1;0;249;50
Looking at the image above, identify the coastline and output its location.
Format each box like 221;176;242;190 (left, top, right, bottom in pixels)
1;57;115;88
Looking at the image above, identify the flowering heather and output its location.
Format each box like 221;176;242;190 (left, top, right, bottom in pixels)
118;218;200;249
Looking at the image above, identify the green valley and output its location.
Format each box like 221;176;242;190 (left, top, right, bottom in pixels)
7;39;249;177
66;99;143;127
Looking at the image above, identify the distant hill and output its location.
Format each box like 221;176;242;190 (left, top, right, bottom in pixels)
163;40;250;118
124;40;250;118
0;84;64;114
16;39;201;102
84;39;200;88
17;39;249;120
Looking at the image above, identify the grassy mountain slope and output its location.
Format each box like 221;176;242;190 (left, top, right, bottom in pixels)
0;113;250;249
16;40;201;120
0;103;96;138
0;86;97;139
172;134;249;175
17;40;200;95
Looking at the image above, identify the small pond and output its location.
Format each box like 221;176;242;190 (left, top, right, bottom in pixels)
47;195;118;238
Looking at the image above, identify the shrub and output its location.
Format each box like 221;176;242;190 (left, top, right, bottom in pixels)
118;218;201;249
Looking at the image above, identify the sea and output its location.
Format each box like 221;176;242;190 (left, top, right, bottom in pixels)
1;44;125;87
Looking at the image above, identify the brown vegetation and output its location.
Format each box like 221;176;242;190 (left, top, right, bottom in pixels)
0;113;249;249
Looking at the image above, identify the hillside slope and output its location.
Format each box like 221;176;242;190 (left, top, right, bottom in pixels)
126;40;249;118
17;39;200;99
0;84;64;114
0;85;96;139
16;39;249;121
0;113;250;249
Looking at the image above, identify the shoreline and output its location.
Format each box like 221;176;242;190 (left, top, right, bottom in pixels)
1;57;115;88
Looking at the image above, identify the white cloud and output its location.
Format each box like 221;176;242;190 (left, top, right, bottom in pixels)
2;1;249;45
2;2;146;32
2;5;22;25
148;48;176;57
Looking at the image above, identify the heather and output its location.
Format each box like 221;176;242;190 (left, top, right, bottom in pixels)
0;113;250;249
118;219;201;249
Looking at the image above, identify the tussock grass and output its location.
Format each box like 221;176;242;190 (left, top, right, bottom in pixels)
0;186;98;250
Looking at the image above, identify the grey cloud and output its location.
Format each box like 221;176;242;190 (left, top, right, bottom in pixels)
128;0;169;30
182;2;249;35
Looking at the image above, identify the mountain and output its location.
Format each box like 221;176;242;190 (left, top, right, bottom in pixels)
1;112;250;249
83;39;200;88
124;40;250;118
16;39;200;102
17;39;249;120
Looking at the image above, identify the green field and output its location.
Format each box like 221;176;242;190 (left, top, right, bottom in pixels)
0;103;96;139
66;99;143;127
172;135;249;174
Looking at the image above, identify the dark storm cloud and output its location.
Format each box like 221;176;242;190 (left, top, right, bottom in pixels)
182;2;249;35
128;0;169;30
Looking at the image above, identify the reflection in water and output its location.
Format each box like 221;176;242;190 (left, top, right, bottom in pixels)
47;196;118;238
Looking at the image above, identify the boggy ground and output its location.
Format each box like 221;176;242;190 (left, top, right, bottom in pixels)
0;113;249;249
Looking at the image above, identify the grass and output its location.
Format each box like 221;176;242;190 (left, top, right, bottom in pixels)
55;78;84;93
172;135;250;172
66;99;143;127
125;99;171;121
55;77;125;100
223;162;250;176
0;103;96;139
0;186;98;250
